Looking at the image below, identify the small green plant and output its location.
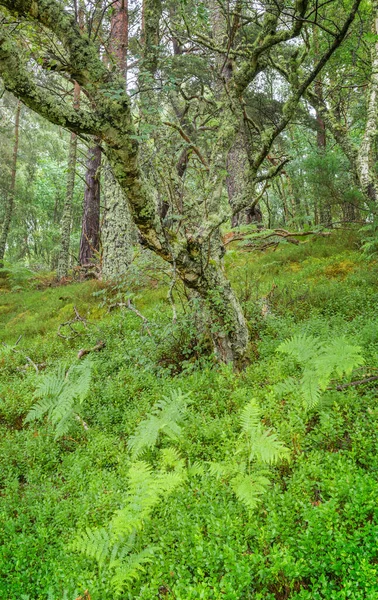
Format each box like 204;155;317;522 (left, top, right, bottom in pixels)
209;398;290;510
71;456;186;595
276;333;364;408
127;389;191;458
0;263;34;291
360;220;378;258
25;359;92;438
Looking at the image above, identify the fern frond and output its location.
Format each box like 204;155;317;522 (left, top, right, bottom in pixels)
127;389;190;459
25;359;92;436
278;333;364;409
64;361;93;402
248;429;290;464
127;416;161;459
277;333;322;364
110;547;155;596
157;469;187;495
230;473;271;510
188;461;206;477
33;365;67;400
315;337;364;383
160;447;185;469
273;377;299;399
239;399;261;434
208;461;237;479
24;396;56;424
111;508;144;538
125;461;157;517
300;369;322;409
71;526;111;566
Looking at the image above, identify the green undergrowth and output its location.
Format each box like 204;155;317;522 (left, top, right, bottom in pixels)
2;231;378;599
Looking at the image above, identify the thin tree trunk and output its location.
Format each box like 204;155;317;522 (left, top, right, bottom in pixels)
110;0;128;79
342;201;357;223
0;100;21;267
57;82;80;279
79;142;101;266
314;27;332;228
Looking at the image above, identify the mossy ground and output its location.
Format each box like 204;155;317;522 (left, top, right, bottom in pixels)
2;231;378;599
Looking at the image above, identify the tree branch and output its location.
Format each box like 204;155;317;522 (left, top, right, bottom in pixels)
0;0;108;86
0;25;98;135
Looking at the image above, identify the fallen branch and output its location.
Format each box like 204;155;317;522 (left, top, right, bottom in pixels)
58;305;87;339
77;340;106;359
2;337;39;373
108;299;152;336
126;299;152;336
224;228;332;248
58;306;101;340
74;414;89;430
333;376;378;390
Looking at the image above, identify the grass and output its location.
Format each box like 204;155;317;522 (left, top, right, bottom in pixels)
2;231;378;599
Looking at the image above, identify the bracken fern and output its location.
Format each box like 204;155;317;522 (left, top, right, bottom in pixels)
209;399;289;510
127;388;190;458
276;334;364;409
25;359;92;438
71;458;186;595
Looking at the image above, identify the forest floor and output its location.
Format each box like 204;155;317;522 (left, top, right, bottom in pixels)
2;230;378;600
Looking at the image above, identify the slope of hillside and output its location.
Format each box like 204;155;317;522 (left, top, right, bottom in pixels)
1;232;378;600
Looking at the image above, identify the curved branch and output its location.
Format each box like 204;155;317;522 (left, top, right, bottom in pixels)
0;0;108;86
0;26;98;134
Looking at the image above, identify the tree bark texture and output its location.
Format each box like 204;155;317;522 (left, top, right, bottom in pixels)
79;142;101;266
101;163;133;280
101;0;134;277
0;100;21;267
110;0;128;79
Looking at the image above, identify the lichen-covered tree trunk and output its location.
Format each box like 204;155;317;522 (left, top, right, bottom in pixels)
57;82;80;279
179;235;248;366
79;142;101;267
0;100;21;267
227;132;250;227
101;164;133;279
211;1;258;228
100;0;135;279
356;1;378;203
